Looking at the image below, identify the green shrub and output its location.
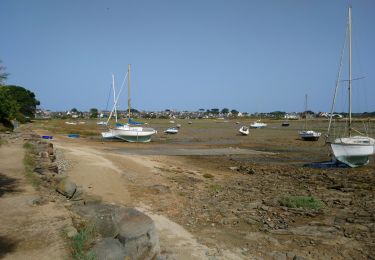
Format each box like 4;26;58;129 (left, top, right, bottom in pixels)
23;142;33;150
71;224;97;260
203;173;214;179
209;184;223;193
279;196;325;210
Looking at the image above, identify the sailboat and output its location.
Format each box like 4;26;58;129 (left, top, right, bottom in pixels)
238;126;249;135
101;74;119;139
327;7;375;167
109;64;157;143
299;94;321;141
250;119;267;128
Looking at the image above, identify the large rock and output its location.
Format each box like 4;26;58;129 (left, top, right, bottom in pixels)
89;238;126;260
56;178;77;198
116;208;160;260
72;203;125;237
72;203;160;259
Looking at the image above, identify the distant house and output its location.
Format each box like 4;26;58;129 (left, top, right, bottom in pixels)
284;113;299;120
318;112;343;119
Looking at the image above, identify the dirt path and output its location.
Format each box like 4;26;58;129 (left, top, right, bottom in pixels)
0;138;71;259
54;137;244;259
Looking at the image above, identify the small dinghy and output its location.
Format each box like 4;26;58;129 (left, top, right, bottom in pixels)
68;133;80;138
239;126;249;135
164;127;179;134
42;135;53;139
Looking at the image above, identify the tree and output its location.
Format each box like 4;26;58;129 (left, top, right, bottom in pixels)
0;85;40;121
89;108;98;118
221;108;229;114
0;60;9;86
211;108;220;114
270;111;286;118
71;108;78;113
231;109;239;115
0;90;20;127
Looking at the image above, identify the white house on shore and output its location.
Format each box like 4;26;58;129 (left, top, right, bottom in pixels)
284;113;299;120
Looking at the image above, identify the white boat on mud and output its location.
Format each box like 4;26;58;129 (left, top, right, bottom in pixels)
299;94;321;141
250;121;267;128
299;130;321;141
101;65;156;142
164;127;179;134
331;136;375;167
111;124;157;142
238;126;249;135
326;7;375;167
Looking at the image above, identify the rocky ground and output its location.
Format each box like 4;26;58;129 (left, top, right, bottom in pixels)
1;119;374;259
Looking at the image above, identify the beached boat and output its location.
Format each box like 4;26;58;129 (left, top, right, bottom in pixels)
239;126;249;135
111;124;156;142
299;94;321;141
101;74;120;139
299;130;321;141
164;127;179;134
68;133;80;138
250;120;267;128
326;7;375;167
281;121;290;127
104;65;156;142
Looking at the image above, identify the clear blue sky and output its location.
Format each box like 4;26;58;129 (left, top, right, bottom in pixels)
1;0;374;113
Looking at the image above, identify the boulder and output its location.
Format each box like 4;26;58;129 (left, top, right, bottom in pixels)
116;208;160;260
64;226;78;238
39;151;49;158
72;203;126;237
89;238;126;260
56;178;77;198
72;203;160;259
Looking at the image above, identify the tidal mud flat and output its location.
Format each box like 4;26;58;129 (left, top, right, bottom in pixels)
27;118;375;259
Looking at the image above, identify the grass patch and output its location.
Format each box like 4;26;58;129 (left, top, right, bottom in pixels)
0;138;7;146
279;196;325;210
209;184;223;193
203;173;214;179
23;142;33;150
71;224;97;260
23;142;41;189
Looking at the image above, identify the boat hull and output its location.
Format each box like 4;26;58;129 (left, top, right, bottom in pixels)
164;128;178;134
111;128;156;143
101;131;117;139
239;126;249;135
250;122;267;128
331;136;375;167
299;131;321;141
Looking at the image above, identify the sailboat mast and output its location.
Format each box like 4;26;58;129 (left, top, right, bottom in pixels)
128;64;131;119
304;94;307;130
112;74;117;122
348;6;352;136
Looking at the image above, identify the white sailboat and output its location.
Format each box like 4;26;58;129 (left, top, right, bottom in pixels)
299;94;321;141
239;126;249;135
108;64;156;143
250;120;267;128
101;74;119;139
327;7;375;167
164;127;179;134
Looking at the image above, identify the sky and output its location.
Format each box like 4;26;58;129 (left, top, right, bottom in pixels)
1;0;375;113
